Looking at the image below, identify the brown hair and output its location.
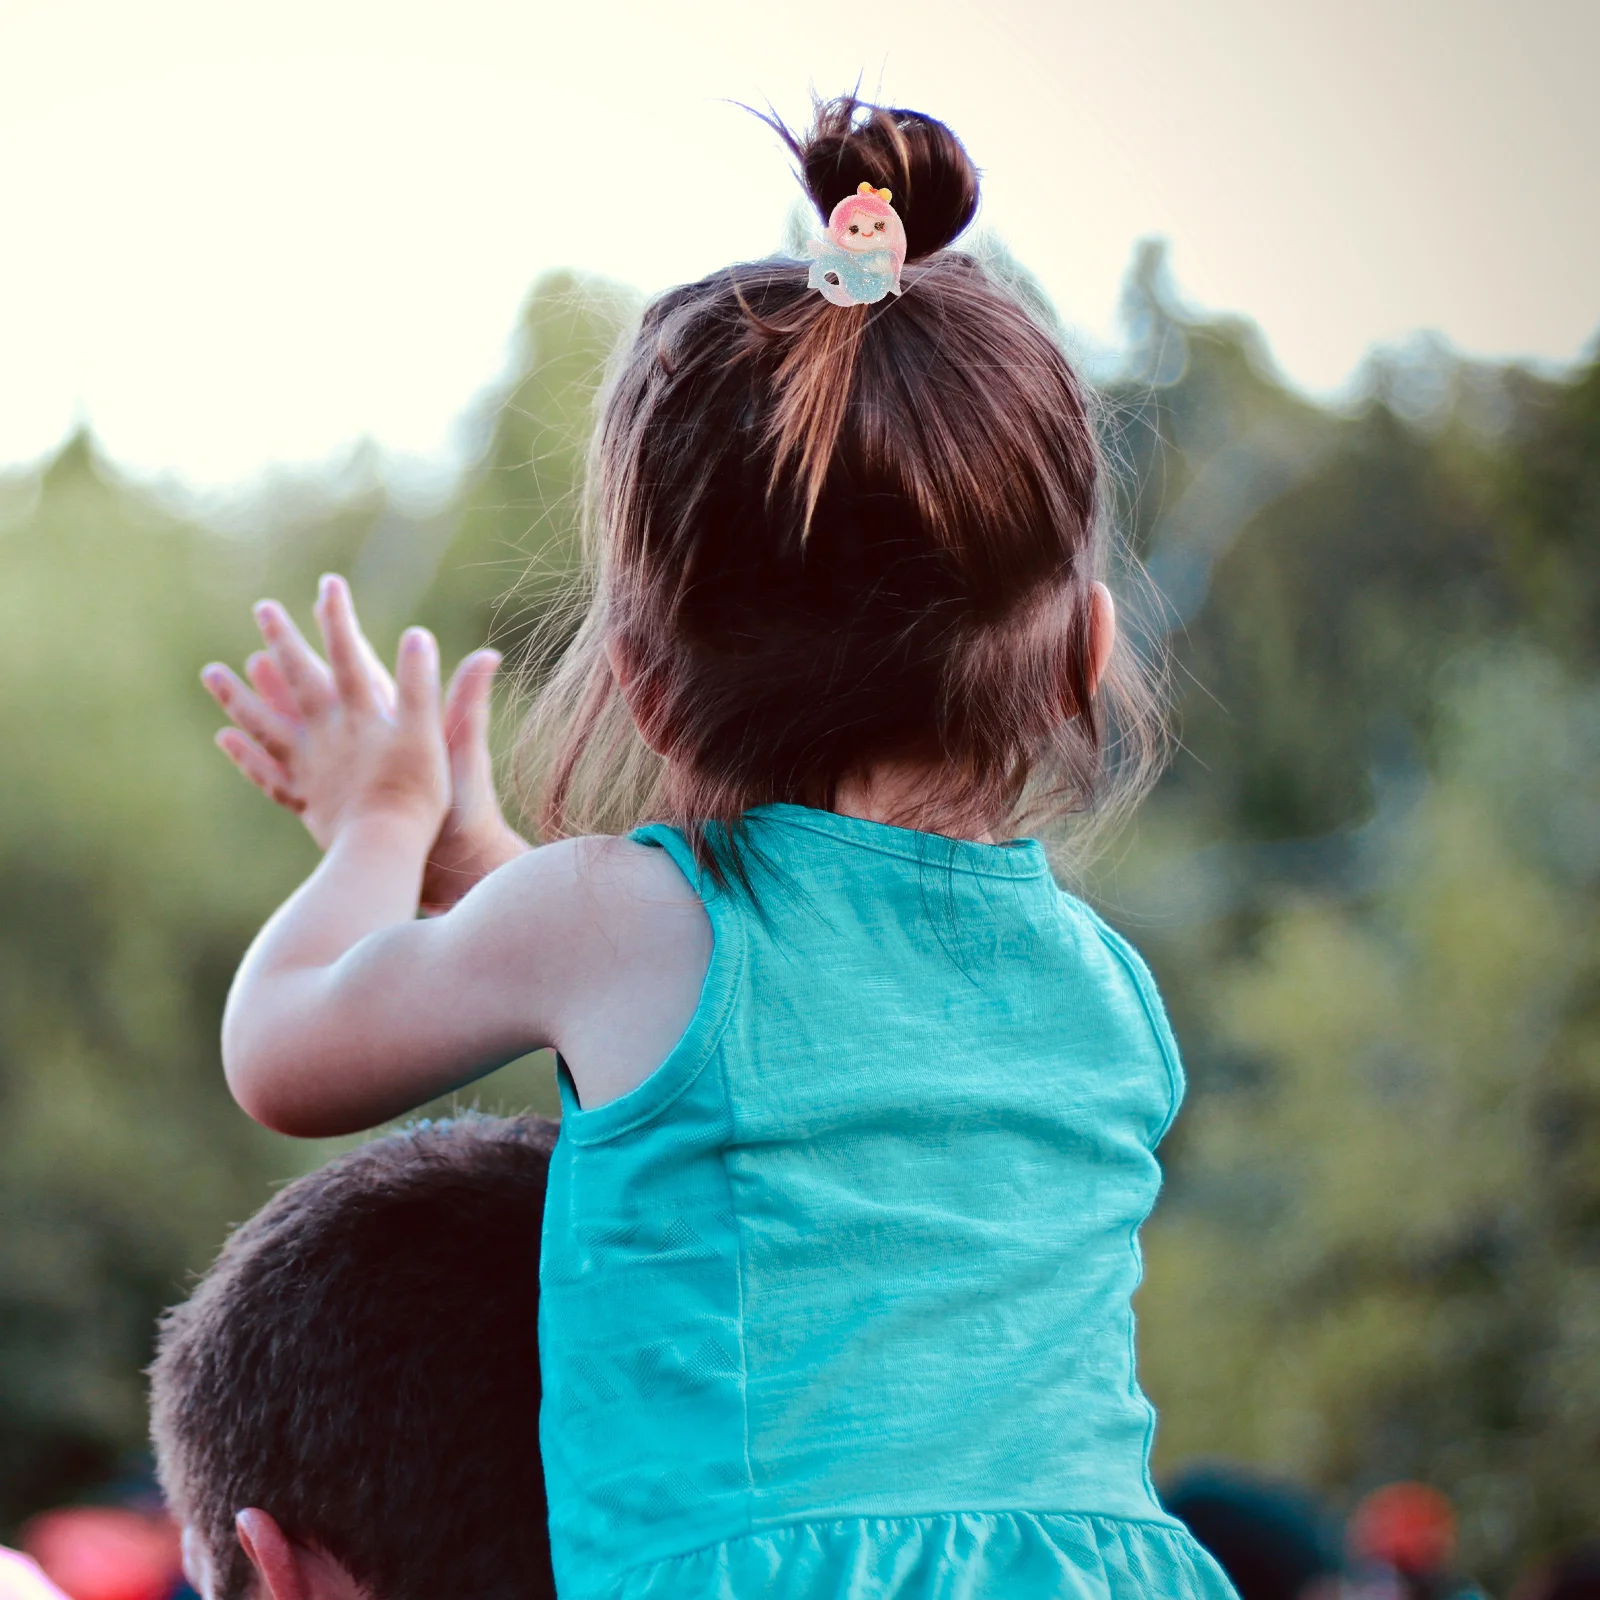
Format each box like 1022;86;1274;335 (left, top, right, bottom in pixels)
517;96;1167;863
149;1114;557;1600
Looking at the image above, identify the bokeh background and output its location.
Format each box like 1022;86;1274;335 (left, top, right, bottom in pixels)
2;1;1597;1593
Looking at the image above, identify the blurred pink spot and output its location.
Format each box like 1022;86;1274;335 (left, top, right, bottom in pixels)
19;1510;181;1600
1348;1481;1457;1576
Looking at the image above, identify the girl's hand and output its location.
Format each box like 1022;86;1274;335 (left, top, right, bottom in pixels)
204;577;529;907
202;575;448;851
419;649;531;912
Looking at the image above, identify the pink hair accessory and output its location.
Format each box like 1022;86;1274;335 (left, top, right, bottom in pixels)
806;182;907;306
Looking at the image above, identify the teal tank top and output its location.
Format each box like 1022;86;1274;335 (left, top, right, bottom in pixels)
538;804;1238;1599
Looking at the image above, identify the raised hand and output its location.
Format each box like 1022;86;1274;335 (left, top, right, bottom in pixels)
204;577;529;905
421;646;531;911
203;579;528;908
207;580;403;818
202;574;449;851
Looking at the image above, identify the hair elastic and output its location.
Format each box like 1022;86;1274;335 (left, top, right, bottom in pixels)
807;182;908;306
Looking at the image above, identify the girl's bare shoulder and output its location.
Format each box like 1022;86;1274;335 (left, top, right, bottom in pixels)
486;832;705;931
479;833;711;1107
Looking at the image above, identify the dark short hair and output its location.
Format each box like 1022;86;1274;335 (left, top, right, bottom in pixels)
149;1113;557;1600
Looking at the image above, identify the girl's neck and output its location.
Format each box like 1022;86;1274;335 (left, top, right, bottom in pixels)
830;762;998;844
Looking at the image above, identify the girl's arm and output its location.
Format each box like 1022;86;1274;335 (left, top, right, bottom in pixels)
213;579;567;1135
210;576;709;1135
224;820;598;1136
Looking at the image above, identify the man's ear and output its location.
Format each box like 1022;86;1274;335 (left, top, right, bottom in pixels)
234;1510;367;1600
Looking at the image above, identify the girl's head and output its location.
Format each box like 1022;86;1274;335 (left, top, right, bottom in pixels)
828;182;907;266
523;95;1166;853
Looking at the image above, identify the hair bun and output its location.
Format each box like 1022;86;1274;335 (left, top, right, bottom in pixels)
774;96;980;262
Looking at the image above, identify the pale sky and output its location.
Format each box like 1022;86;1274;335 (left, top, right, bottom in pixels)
1;0;1595;492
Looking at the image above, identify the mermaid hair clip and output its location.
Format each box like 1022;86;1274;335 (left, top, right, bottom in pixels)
807;182;908;306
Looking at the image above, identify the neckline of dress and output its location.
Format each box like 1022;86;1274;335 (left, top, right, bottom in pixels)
744;803;1051;880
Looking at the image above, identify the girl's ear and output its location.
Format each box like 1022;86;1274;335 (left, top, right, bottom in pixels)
1087;582;1117;696
604;633;672;757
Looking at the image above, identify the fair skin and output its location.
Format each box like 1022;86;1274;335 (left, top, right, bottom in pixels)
181;1511;366;1600
203;575;1116;1135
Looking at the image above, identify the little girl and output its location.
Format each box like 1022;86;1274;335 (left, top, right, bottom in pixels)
203;98;1239;1600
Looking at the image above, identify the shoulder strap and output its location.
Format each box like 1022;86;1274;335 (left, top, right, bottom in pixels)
627;818;785;934
627;821;712;893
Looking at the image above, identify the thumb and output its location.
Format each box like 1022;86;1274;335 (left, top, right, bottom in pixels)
443;649;502;811
444;649;499;750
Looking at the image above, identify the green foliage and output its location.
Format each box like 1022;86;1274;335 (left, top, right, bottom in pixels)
1137;655;1600;1576
1103;254;1600;1583
0;274;630;1532
436;270;638;661
0;437;306;1516
0;247;1595;1588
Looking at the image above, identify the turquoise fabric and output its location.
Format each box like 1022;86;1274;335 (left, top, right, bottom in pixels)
539;804;1236;1600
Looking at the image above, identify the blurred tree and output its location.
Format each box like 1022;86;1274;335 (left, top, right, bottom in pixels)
1495;359;1600;672
1106;256;1600;1584
1139;649;1600;1578
0;435;312;1521
2;242;1597;1591
422;269;636;669
0;270;631;1531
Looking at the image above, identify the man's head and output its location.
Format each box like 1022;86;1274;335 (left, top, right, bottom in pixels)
149;1113;557;1600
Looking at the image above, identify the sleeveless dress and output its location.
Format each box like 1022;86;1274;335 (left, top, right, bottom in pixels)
539;804;1238;1600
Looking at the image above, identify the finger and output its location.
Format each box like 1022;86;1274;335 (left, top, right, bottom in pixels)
248;640;374;723
442;649;501;808
245;651;299;720
356;618;398;715
443;649;500;753
395;627;442;731
325;580;399;715
254;600;333;718
200;663;300;764
214;728;306;815
313;574;376;712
